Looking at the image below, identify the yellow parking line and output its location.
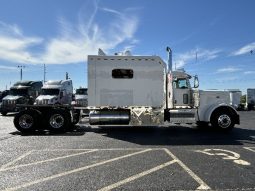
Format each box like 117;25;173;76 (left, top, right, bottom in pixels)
0;151;33;170
163;148;211;190
2;149;152;191
0;149;98;172
98;160;177;191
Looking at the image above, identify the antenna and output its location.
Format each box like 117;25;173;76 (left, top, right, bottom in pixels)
43;64;46;83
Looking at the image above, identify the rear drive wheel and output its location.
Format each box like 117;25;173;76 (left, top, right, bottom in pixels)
46;109;70;133
211;111;234;131
14;110;41;133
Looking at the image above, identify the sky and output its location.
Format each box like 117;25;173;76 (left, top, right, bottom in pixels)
0;0;254;93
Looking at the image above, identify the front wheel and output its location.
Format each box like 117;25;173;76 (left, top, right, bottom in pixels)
211;111;234;131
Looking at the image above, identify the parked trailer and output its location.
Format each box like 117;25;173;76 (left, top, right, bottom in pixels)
247;88;255;110
13;48;239;133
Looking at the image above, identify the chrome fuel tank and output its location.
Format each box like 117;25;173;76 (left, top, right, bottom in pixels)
89;110;130;125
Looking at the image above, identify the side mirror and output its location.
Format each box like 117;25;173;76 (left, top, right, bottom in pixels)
194;75;199;88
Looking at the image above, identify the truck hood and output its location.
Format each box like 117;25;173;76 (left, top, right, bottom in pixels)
36;95;58;100
2;95;23;101
199;90;231;106
75;95;88;100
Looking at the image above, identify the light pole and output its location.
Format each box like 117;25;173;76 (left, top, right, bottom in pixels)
18;65;25;81
43;64;46;83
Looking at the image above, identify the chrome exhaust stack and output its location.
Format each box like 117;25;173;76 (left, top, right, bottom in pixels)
166;47;172;72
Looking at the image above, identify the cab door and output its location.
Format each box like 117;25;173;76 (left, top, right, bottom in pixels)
173;78;192;108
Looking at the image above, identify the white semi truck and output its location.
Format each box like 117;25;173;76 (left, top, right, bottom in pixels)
13;47;239;133
73;88;88;107
34;80;73;105
0;81;42;116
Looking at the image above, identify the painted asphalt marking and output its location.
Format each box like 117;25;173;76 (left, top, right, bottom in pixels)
243;147;255;153
1;148;211;191
0;151;32;170
163;148;211;190
2;149;152;191
0;149;98;172
195;149;251;166
98;159;178;191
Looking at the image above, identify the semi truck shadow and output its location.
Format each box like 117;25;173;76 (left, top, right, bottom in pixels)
10;127;86;136
91;126;255;146
10;125;255;145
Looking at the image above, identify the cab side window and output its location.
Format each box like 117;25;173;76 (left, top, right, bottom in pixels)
173;79;189;89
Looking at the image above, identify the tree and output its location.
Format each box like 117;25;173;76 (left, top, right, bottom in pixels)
241;95;246;104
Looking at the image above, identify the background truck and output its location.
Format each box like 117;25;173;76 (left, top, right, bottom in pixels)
34;80;73;105
0;81;42;116
0;90;9;102
13;47;239;133
227;89;242;110
73;88;88;107
246;88;255;110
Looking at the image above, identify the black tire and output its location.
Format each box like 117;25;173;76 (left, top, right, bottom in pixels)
211;111;234;131
72;110;80;125
14;109;42;133
46;109;71;133
1;112;7;116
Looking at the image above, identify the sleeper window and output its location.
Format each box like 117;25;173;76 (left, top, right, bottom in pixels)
112;69;133;79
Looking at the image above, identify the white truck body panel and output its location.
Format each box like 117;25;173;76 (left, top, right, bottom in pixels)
197;90;231;121
88;55;166;108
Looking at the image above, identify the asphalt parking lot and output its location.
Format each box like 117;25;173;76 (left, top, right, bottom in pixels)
0;111;255;191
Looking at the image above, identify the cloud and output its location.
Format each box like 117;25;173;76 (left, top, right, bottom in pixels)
215;76;238;83
232;42;255;56
0;1;139;65
0;22;43;64
216;67;241;73
174;48;220;69
244;71;255;75
42;6;139;64
0;65;17;70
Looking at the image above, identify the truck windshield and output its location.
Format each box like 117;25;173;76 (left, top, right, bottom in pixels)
10;89;28;96
42;89;59;95
76;89;87;95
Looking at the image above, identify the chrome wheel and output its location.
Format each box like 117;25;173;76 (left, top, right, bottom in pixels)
49;114;64;129
19;114;34;129
218;114;231;129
